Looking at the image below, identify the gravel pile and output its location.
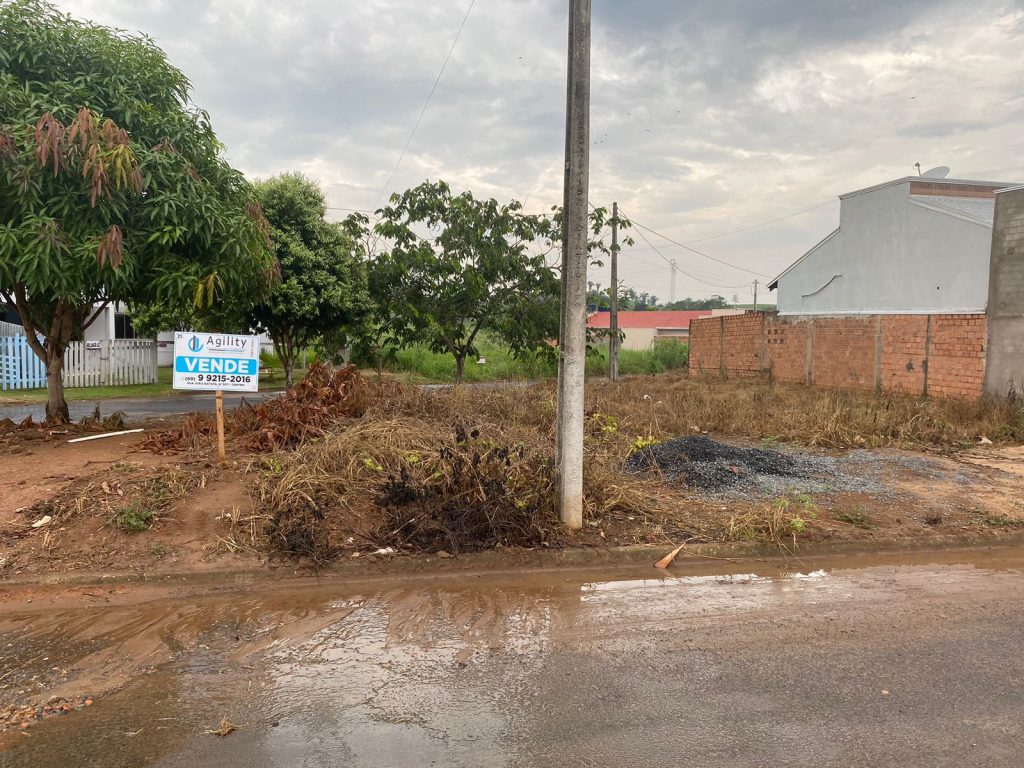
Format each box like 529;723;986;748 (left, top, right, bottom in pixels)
624;435;888;497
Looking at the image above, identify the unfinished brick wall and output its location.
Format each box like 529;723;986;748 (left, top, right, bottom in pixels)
689;312;988;399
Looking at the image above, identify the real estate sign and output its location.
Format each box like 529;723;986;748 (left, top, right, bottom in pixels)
172;332;260;392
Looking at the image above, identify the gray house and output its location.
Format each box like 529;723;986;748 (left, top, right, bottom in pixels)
769;176;1017;315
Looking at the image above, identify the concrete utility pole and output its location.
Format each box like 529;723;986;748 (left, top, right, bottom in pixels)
669;259;678;303
753;279;759;310
556;0;590;530
609;201;619;381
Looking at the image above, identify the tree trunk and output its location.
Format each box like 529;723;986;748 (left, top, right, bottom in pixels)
271;333;296;389
45;346;69;424
454;353;466;384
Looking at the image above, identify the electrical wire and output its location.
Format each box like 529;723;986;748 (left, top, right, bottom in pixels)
669;198;837;246
371;0;476;210
626;215;772;278
626;215;753;289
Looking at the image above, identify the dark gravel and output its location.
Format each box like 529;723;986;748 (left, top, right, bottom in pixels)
624;435;891;497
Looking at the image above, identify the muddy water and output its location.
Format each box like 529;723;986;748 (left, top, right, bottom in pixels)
3;547;1024;767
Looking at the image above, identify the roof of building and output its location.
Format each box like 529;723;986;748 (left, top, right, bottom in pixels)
909;194;995;225
586;310;712;330
839;176;1017;199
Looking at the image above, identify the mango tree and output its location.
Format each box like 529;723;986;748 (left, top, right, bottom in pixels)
0;0;272;421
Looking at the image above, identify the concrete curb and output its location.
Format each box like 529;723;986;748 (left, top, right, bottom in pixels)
3;531;1023;592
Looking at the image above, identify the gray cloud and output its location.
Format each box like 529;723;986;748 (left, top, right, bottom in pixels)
57;0;1024;300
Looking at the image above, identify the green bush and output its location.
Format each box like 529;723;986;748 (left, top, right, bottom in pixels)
260;349;282;369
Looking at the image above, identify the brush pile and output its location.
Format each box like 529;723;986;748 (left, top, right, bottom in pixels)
142;363;374;453
256;383;664;564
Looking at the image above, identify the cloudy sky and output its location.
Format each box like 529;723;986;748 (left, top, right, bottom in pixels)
59;0;1024;304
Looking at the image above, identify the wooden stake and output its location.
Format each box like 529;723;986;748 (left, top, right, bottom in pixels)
215;389;226;464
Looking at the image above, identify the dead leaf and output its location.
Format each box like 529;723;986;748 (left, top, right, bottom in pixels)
654;544;685;569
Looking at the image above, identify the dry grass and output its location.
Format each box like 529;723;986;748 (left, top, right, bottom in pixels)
585;375;1024;449
249;372;1023;563
15;465;206;531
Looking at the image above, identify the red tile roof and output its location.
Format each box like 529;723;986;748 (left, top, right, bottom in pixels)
587;310;713;330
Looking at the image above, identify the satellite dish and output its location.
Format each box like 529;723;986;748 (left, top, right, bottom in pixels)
921;166;951;179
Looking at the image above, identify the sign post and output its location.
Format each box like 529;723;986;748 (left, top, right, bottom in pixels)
172;332;260;465
215;389;226;463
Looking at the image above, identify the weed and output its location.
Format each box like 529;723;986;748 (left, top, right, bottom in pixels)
985;515;1022;527
835;509;873;529
761;436;781;449
589;412;619;437
725;497;813;547
114;503;154;532
109;461;142;473
148;542;170;557
630;434;660;453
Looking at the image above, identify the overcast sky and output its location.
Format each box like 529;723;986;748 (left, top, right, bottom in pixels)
59;0;1024;304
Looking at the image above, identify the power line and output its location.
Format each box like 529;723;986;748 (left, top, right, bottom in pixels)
680;198;837;245
622;197;837;254
325;206;378;214
371;0;476;210
626;214;772;278
626;214;750;290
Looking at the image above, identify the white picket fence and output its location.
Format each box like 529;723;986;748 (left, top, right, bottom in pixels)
0;337;157;390
0;335;46;390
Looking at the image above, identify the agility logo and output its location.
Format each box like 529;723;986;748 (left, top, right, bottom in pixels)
187;335;204;353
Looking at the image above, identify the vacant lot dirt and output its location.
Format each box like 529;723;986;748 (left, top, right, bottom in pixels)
1;414;1022;582
0;427;260;579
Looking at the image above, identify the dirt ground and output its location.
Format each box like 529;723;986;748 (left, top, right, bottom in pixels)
1;414;1023;582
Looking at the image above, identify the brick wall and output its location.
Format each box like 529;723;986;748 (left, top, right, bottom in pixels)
689;311;988;399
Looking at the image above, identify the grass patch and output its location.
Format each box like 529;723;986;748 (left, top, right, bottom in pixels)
358;334;689;383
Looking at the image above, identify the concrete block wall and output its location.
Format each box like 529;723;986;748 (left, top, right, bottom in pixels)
690;311;988;399
984;187;1024;396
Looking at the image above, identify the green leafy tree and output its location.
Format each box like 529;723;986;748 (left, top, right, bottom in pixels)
372;181;557;383
0;1;273;421
249;173;369;386
663;295;729;310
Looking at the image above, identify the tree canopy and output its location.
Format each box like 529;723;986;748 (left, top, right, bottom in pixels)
371;181;558;383
0;0;272;419
249;173;369;385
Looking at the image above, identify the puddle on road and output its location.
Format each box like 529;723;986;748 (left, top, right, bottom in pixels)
2;547;1023;767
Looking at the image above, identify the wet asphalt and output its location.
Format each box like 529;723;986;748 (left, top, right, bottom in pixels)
0;391;282;423
2;547;1024;767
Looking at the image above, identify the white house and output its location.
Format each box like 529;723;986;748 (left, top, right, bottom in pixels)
769;175;1020;315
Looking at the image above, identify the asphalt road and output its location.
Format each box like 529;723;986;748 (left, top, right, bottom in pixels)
0;390;282;423
3;547;1024;767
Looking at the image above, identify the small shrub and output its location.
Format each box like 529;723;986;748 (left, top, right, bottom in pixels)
259;349;282;369
115;503;154;532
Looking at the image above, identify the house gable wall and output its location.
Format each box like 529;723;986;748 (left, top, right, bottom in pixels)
777;182;992;315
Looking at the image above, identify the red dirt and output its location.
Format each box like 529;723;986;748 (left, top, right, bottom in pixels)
1;421;1023;581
